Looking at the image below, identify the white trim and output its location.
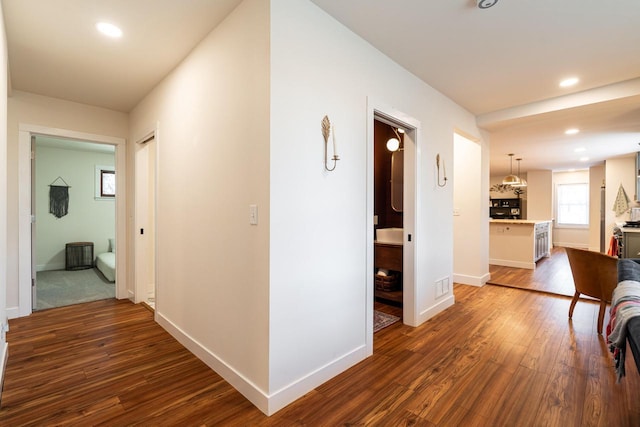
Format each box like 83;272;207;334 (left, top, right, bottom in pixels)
489;258;536;270
133;126;159;307
156;311;367;416
0;340;8;405
418;294;455;324
18;124;127;317
6;306;19;319
453;272;490;287
368;98;421;328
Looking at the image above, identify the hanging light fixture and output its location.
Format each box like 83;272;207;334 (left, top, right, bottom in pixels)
502;153;520;185
512;158;528;187
386;127;403;152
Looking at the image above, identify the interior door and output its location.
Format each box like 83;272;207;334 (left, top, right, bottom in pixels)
134;136;156;305
30;136;37;308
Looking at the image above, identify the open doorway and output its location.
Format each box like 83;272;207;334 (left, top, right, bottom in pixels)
18;126;126;318
373;119;404;327
368;105;418;343
32;136;116;310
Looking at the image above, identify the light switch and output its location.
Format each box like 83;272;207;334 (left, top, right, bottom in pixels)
249;204;258;225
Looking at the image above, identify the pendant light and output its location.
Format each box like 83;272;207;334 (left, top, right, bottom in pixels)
512;158;527;187
502;153;520;185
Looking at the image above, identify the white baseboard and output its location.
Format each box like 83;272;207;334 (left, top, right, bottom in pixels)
554;242;589;250
6;306;20;320
36;262;65;272
0;340;8;405
156;311;368;416
453;272;490;287
489;258;535;270
418;294;455;324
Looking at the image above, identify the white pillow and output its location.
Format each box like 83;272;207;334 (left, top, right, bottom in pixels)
108;238;115;253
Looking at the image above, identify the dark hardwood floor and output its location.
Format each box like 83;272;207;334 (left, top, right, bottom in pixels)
2;278;639;425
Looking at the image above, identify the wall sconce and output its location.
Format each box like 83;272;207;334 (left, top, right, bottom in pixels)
436;154;448;187
477;0;499;9
321;115;339;171
386;127;403;152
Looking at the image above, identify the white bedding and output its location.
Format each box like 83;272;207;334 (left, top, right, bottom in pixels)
96;251;116;282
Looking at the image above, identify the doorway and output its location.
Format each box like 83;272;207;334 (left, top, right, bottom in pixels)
18;125;126;318
373;119;404;323
32;136;116;310
134;134;157;308
367;101;420;352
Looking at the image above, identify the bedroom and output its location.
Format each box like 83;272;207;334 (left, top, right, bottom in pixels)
34;136;116;309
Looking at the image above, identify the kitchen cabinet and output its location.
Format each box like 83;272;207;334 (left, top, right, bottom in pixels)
490;198;522;219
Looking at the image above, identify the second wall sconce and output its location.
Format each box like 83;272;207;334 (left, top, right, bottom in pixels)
436;153;448;187
321;115;340;171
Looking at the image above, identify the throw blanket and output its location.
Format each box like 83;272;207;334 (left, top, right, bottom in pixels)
607;280;640;381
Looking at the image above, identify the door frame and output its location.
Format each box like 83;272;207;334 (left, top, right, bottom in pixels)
134;130;158;305
17;124;126;317
366;99;421;352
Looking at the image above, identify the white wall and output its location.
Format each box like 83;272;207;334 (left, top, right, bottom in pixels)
526;170;553;221
552;170;590;248
0;0;9;398
605;155;637;239
6;91;128;315
130;0;486;415
35;144;115;271
128;0;271;410
269;0;483;412
454;133;489;286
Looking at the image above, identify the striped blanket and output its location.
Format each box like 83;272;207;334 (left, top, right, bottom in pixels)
607;280;640;381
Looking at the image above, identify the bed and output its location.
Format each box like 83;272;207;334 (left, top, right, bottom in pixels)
96;238;116;282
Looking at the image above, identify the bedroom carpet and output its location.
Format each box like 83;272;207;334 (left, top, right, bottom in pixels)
374;310;400;333
36;268;115;310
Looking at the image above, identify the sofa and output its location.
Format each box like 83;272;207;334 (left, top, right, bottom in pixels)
608;259;640;379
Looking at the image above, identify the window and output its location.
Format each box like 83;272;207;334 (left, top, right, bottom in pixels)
100;170;115;197
556;183;588;226
95;165;115;199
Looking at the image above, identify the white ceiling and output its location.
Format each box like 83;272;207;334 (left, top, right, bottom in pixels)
2;0;243;112
3;0;640;176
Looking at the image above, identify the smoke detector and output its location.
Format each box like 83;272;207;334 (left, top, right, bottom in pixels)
478;0;499;9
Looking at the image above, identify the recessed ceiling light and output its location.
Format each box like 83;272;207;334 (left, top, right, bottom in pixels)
565;128;580;135
579;157;589;162
560;77;579;88
574;147;586;152
96;22;122;38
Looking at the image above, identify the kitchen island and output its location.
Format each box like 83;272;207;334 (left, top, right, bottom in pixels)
489;219;552;269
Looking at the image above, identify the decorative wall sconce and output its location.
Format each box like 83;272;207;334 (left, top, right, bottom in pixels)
321;115;339;171
436;153;448;187
477;0;499;9
386;127;404;152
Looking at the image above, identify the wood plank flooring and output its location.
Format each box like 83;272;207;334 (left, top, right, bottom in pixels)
489;246;578;297
2;284;640;425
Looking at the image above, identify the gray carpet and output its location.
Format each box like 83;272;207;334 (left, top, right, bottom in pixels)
36;268;115;310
